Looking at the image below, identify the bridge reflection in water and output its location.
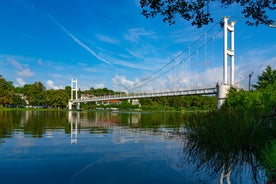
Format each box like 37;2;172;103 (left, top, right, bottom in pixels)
68;111;185;145
0;110;268;183
68;111;267;184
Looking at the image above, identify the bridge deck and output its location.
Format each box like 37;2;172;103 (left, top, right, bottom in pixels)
71;86;217;103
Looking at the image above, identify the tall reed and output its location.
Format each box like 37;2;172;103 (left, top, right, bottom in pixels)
183;109;275;183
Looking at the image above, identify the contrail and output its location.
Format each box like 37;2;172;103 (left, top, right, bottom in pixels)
48;15;114;67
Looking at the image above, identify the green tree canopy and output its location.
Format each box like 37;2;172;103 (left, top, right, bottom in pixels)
46;89;69;108
253;66;276;90
140;0;276;27
0;75;14;106
23;82;47;106
222;66;276;112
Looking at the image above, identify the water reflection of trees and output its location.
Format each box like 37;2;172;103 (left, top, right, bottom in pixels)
0;110;186;140
0;111;24;141
0;111;70;140
1;110;274;182
182;111;275;184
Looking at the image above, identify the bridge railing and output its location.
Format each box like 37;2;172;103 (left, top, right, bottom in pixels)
72;84;218;103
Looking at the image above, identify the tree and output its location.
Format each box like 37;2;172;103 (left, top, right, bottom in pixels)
64;86;72;99
253;66;276;90
0;75;14;106
46;89;69;108
221;88;264;111
140;0;276;27
10;94;26;107
23;82;46;106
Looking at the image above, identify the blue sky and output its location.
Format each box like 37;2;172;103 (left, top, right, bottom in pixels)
0;0;275;92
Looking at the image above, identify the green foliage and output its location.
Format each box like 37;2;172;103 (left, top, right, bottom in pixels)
0;75;72;108
219;66;276;181
46;90;69;108
222;88;264;111
140;0;275;27
184;109;275;181
0;76;14;106
118;100;139;110
253;66;276;90
186;110;269;152
222;81;276;114
262;81;276;110
223;66;276;111
83;87;123;96
140;95;217;111
10;94;25;107
64;86;71;98
261;141;276;181
84;100;139;110
22;82;47;106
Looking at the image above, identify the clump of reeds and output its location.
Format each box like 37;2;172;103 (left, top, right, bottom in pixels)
261;141;276;183
183;109;275;183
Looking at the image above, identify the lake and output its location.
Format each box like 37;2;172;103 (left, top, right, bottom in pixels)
0;110;267;184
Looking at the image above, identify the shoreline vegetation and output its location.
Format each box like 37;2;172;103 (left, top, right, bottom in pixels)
182;66;276;183
1;66;275;182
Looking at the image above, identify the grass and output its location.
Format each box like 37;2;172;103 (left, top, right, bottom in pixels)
262;141;276;182
183;109;275;182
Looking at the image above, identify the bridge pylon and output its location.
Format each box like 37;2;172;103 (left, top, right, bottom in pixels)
223;16;236;86
216;82;230;109
217;16;236;109
68;79;80;110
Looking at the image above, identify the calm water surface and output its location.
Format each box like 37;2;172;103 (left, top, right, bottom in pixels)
0;111;267;184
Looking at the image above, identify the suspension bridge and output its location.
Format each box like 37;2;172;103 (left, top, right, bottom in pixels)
68;16;238;110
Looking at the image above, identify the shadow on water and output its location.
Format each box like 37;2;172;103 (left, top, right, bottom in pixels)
182;110;276;184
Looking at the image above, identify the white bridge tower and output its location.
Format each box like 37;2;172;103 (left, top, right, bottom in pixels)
223;16;236;86
68;79;80;110
217;16;236;109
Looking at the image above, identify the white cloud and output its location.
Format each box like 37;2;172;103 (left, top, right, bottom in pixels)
112;74;136;92
8;59;23;69
95;83;105;89
112;66;224;93
110;55;276;93
46;80;60;89
8;59;34;77
16;77;26;86
17;68;34;77
96;34;119;44
124;27;155;42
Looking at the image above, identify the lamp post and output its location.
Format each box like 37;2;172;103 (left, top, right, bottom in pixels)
249;72;254;91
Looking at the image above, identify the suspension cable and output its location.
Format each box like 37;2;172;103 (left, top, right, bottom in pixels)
127;27;223;92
